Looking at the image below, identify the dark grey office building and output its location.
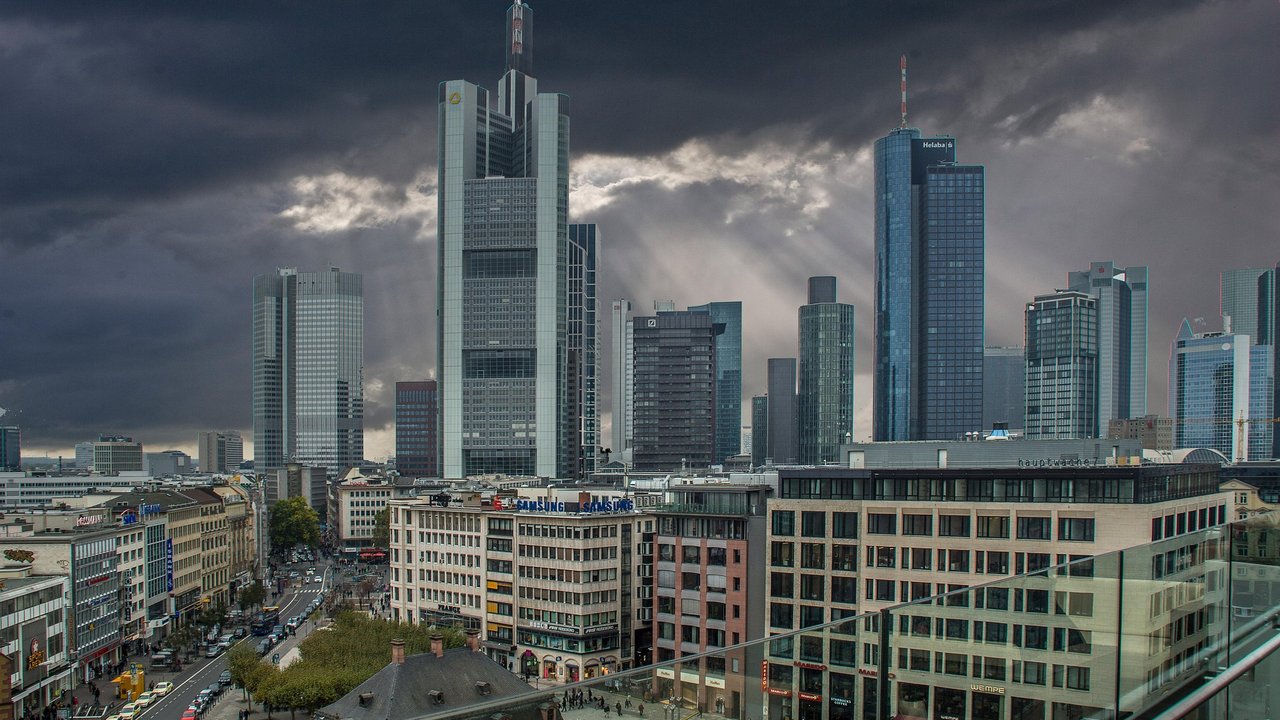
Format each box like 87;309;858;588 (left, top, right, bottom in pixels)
873;130;985;441
1066;261;1148;435
766;358;798;464
689;301;743;465
631;312;722;471
395;380;438;478
569;223;600;476
0;425;18;471
1025;291;1098;440
798;277;855;463
751;395;768;467
982;347;1025;433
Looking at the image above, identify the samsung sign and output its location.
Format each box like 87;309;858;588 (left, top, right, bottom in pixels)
509;498;636;514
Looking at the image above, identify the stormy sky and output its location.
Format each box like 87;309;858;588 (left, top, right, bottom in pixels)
1;0;1277;462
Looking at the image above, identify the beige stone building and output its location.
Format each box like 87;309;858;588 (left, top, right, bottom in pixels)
212;483;256;592
184;488;231;609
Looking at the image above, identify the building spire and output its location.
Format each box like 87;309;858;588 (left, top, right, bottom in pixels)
899;54;908;128
506;1;532;76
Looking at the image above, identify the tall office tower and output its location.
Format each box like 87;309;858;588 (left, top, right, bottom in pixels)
751;395;769;466
797;277;856;463
569;224;600;475
766;358;798;464
0;425;18;471
983;347;1026;433
1169;320;1274;461
873;129;985;441
197;430;244;474
1024;292;1099;440
610;299;634;464
252;267;364;476
437;1;585;479
1067;261;1149;434
395;381;438;478
689;301;743;464
1221;267;1276;344
630;312;721;471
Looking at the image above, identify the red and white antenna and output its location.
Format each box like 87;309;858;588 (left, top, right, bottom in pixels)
899;54;908;128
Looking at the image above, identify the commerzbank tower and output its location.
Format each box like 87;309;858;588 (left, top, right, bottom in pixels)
436;2;596;480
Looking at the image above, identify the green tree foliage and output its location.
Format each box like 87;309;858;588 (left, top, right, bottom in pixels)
370;507;390;549
269;496;320;551
227;644;263;702
198;600;228;631
249;612;467;715
239;580;267;612
167;625;199;653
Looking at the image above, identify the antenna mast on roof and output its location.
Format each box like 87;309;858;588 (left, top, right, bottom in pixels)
900;55;908;128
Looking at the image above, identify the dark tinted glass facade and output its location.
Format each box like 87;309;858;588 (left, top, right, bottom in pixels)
767;358;798;464
631;312;720;471
396;380;438;478
1025;292;1098;439
874;131;985;441
798;278;855;464
982;347;1025;432
751;395;768;467
689;301;742;464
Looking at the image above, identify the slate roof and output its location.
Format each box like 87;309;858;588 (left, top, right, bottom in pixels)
317;647;540;720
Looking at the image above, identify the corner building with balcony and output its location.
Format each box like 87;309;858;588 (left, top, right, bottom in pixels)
762;464;1231;720
387;486;654;682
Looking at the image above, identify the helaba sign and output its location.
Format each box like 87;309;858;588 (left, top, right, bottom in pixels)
921;140;953;149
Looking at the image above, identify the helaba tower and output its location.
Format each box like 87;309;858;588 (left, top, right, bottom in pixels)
437;2;589;479
872;63;986;440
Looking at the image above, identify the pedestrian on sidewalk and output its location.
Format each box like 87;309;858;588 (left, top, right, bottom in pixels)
616;702;623;716
638;704;645;717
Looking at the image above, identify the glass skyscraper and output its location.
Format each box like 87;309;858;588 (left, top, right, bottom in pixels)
395;380;438;479
569;224;599;475
982;347;1025;433
437;1;588;478
1221;267;1275;345
797;277;855;463
1169;321;1273;461
252;267;364;475
1067;261;1149;435
750;395;768;467
609;299;634;465
766;358;798;463
689;300;742;464
630;311;720;471
1024;291;1098;440
873;129;985;440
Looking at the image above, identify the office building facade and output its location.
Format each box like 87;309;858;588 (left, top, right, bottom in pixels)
252;267;364;476
751;396;769;467
767;359;799;464
570;224;600;475
610;299;635;465
437;0;584;479
0;425;18;470
198;430;244;474
92;435;143;475
1107;415;1174;451
631;312;721;472
1067;261;1148;435
1169;321;1274;461
1024;291;1098;440
798;278;856;463
690;301;744;465
1221;267;1275;345
982;347;1025;433
395;380;439;479
873;130;985;441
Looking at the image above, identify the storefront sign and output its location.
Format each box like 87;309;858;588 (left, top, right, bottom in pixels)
164;539;173;592
798;693;822;702
140;503;163;517
499;498;637;514
705;677;726;689
1017;458;1098;468
656;667;675;679
970;684;1005;695
767;688;792;698
761;662;768;691
793;661;827;670
76;515;104;527
680;671;699;683
119;509;139;526
829;698;851;707
856;668;895;679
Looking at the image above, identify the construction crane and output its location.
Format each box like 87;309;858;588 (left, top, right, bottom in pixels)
1169;414;1280;463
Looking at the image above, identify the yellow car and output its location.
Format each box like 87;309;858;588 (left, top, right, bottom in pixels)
152;681;174;697
117;704;140;720
134;692;156;708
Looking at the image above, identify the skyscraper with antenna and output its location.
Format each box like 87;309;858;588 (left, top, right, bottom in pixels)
873;58;987;441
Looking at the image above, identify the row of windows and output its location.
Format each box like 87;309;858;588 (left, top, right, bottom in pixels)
773;510;1096;541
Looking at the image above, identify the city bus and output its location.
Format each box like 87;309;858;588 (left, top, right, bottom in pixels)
250;606;281;636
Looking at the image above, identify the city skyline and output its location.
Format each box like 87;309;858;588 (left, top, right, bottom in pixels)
1;1;1278;461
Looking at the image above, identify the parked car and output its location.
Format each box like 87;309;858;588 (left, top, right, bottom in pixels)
205;644;223;658
233;627;247;638
181;709;198;720
218;670;233;687
207;682;223;698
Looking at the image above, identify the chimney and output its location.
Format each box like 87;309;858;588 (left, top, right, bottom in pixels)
430;632;444;658
465;628;481;653
390;638;406;665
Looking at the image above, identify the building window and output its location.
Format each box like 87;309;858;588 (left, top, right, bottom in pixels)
770;603;794;629
800;543;825;569
938;514;970;537
976;515;1010;538
832;512;858;539
901;514;932;536
1058;518;1096;542
772;511;795;536
867;513;897;535
770;572;794;599
800;511;826;537
770;542;794;567
1017;516;1051;540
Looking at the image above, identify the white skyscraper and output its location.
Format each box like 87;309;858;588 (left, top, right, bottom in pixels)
610;299;634;465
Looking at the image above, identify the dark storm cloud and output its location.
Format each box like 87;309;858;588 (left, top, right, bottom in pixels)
1;0;1277;456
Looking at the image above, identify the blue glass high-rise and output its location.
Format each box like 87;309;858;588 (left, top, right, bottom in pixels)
873;130;985;440
689;301;742;464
